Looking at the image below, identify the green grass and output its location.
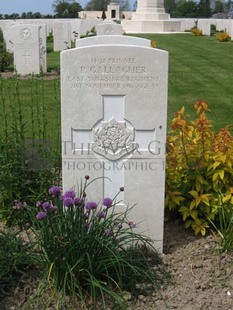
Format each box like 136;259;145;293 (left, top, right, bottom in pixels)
132;33;233;132
0;78;60;140
1;33;233;134
47;51;60;71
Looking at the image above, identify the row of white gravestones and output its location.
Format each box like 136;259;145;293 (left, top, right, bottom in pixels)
11;24;47;75
61;33;168;252
53;19;103;51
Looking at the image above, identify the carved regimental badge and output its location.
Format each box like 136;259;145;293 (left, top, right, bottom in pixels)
92;117;135;160
105;26;114;35
20;28;32;40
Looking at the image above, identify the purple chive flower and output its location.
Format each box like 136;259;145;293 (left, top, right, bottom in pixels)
120;187;124;192
103;198;113;208
49;186;61;197
42;201;51;210
63;197;74;207
36;211;46;221
97;211;106;219
128;221;136;228
105;228;113;236
74;197;82;206
13;200;21;210
85;175;90;180
63;190;76;199
36;201;42;208
86;201;97;210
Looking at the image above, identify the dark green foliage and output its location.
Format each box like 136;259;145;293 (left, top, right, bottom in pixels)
175;0;199;17
0;52;13;72
53;0;82;18
47;33;54;43
164;0;177;16
214;0;225;13
0;230;39;297
102;9;107;20
85;0;110;10
0;29;3;43
198;0;212;17
211;23;217;36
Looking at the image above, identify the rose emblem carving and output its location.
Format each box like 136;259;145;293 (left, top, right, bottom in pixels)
93;117;135;160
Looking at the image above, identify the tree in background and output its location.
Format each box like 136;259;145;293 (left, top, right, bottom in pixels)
53;0;82;18
198;0;212;17
164;0;177;16
176;0;199;17
214;0;225;13
85;0;130;11
102;9;107;19
85;0;110;11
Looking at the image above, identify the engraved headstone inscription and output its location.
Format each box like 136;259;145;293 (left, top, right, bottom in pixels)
61;36;168;252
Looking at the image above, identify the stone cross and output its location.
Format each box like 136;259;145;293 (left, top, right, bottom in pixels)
71;95;157;200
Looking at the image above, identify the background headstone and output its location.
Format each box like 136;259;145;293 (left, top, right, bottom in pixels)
53;20;71;51
39;25;47;73
12;24;41;75
96;20;123;35
198;19;211;36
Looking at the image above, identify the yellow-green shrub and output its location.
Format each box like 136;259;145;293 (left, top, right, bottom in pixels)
191;28;203;36
166;101;233;235
216;32;231;42
151;40;157;48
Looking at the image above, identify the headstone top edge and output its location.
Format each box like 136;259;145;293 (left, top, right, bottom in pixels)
61;44;169;55
78;35;151;42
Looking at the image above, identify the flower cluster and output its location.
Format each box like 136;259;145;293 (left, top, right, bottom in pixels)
33;179;137;239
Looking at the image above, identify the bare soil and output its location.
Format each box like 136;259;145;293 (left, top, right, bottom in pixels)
1;220;233;309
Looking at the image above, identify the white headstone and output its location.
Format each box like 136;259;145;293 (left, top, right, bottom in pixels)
53;20;71;51
12;24;41;75
96;20;123;36
3;21;18;53
61;37;168;252
198;19;211;36
39;25;47;73
228;20;233;39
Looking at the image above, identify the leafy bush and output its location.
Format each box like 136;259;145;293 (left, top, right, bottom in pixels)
0;52;13;72
151;40;157;48
23;177;165;309
0;29;3;43
216;31;231;42
191;27;203;36
0;230;39;297
166;100;233;235
47;32;53;43
210;24;217;36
